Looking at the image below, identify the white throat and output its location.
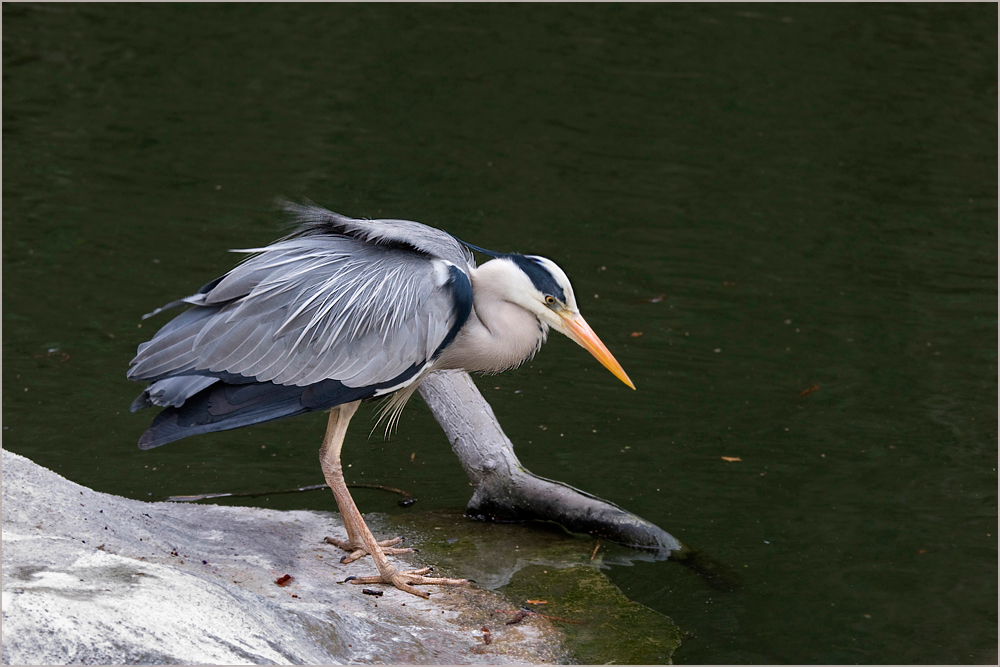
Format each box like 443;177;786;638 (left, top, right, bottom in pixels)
435;259;549;374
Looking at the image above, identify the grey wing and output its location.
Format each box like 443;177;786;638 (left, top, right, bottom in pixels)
280;201;475;271
128;235;468;390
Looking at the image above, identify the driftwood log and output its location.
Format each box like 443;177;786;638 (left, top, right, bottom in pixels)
417;370;682;555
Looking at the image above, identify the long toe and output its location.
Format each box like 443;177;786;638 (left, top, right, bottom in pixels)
377;536;405;548
380;546;415;556
347;568;468;598
398;571;469;587
325;535;414;563
340;548;367;564
391;576;431;599
324;536;353;550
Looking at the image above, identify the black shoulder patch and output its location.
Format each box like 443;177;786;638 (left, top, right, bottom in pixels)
433;264;474;358
506;254;565;303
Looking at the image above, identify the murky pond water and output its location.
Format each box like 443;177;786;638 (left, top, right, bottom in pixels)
4;4;996;663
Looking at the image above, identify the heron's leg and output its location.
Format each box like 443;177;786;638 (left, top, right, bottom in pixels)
319;401;412;563
318;401;466;598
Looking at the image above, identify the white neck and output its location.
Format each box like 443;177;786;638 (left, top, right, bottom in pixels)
436;259;549;374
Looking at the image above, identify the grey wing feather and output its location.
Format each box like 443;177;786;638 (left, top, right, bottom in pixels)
131;375;219;411
280;201;475;270
129;210;469;391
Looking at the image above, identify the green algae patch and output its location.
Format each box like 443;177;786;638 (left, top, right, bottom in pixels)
378;510;683;664
498;565;682;665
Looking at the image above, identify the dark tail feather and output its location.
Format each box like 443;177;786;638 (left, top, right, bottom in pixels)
136;377;387;449
139;382;309;449
138;381;310;449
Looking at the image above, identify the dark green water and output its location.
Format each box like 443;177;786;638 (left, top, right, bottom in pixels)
4;4;996;663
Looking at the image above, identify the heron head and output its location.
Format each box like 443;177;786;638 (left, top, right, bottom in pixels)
503;254;635;390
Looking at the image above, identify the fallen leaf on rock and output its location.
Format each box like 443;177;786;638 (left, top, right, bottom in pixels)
275;574;293;586
506;610;529;625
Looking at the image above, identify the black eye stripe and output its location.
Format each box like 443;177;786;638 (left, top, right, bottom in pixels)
506;255;566;303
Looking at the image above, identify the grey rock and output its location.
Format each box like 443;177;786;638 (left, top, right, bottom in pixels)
1;449;563;665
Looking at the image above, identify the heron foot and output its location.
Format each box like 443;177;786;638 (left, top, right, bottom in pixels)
344;566;468;599
324;535;415;564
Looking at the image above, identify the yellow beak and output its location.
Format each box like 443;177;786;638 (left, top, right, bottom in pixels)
559;313;636;390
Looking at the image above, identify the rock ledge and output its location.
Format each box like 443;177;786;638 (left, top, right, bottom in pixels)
1;449;563;665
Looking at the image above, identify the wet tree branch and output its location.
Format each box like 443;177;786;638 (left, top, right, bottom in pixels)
417;370;683;556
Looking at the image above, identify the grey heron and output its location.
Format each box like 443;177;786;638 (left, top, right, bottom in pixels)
129;202;634;598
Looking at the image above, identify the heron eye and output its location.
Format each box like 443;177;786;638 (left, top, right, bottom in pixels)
544;295;557;306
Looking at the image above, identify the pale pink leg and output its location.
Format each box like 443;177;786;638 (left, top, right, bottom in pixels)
319;401;467;598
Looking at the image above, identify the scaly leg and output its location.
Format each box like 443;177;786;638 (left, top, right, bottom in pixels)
320;402;412;563
319;401;467;599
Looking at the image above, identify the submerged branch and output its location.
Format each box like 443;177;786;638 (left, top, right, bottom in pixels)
418;370;682;555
